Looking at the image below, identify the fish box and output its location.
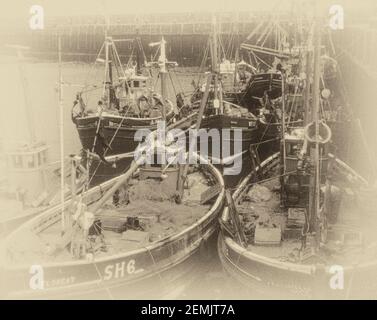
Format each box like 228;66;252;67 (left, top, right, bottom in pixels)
254;225;282;246
113;210;159;228
101;219;127;233
283;227;303;240
287;207;306;228
139;165;179;181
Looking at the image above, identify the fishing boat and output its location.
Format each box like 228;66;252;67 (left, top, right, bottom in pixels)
0;143;225;299
210;19;289;165
239;15;357;164
217;147;377;299
1;57;224;298
237;19;306;162
0;143;49;236
0;46;82;236
217;21;377;299
0;145;83;236
233;70;283;110
71;36;181;186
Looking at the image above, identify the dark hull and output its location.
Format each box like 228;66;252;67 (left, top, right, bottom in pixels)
200;114;258;153
76;115;172;156
214;152;253;189
236;73;282;109
79;112;276;189
87;113;260;188
255;119;281;161
199;114;280;187
199;114;259;188
195;113;279;187
87;157;133;187
76;112;188;187
76;116;157;187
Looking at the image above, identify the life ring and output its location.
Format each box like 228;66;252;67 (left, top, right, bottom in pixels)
304;120;332;144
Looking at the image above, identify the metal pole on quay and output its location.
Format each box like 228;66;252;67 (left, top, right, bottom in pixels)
58;33;66;234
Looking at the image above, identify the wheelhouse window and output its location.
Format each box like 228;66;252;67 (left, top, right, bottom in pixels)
41;150;48;165
286;141;303;157
13;155;23;168
38;152;43;166
26;154;35;168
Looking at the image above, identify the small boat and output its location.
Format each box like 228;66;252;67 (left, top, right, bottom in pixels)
0;46;82;236
218;24;377;299
0;149;225;299
0;144;72;236
218;130;377;299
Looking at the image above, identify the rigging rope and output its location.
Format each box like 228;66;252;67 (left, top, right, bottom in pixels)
87;106;133;186
197;39;210;83
287;81;300;123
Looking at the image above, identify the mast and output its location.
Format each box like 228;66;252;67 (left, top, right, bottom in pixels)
211;14;223;114
281;73;286;175
308;18;321;246
102;0;112;109
148;37;171;170
159;37;168;122
211;15;218;79
58;34;66;233
149;37;171;122
135;28;141;75
158;37;168;171
103;37;112;108
176;74;212;203
303;24;313;126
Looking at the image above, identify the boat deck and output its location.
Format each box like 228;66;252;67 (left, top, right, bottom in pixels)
237;175;377;266
6;171;213;264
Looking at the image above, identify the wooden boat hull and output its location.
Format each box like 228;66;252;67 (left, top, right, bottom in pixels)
236;73;282;109
214;152;253;189
2;223;217;299
217;153;377;299
75;111;176;186
76;112;175;155
199;113;280;187
0;159;224;299
85;157;134;187
255;117;281;161
218;232;377;299
200;114;258;154
198;113;258;188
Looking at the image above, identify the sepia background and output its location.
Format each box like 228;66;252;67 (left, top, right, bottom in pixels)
0;0;377;299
